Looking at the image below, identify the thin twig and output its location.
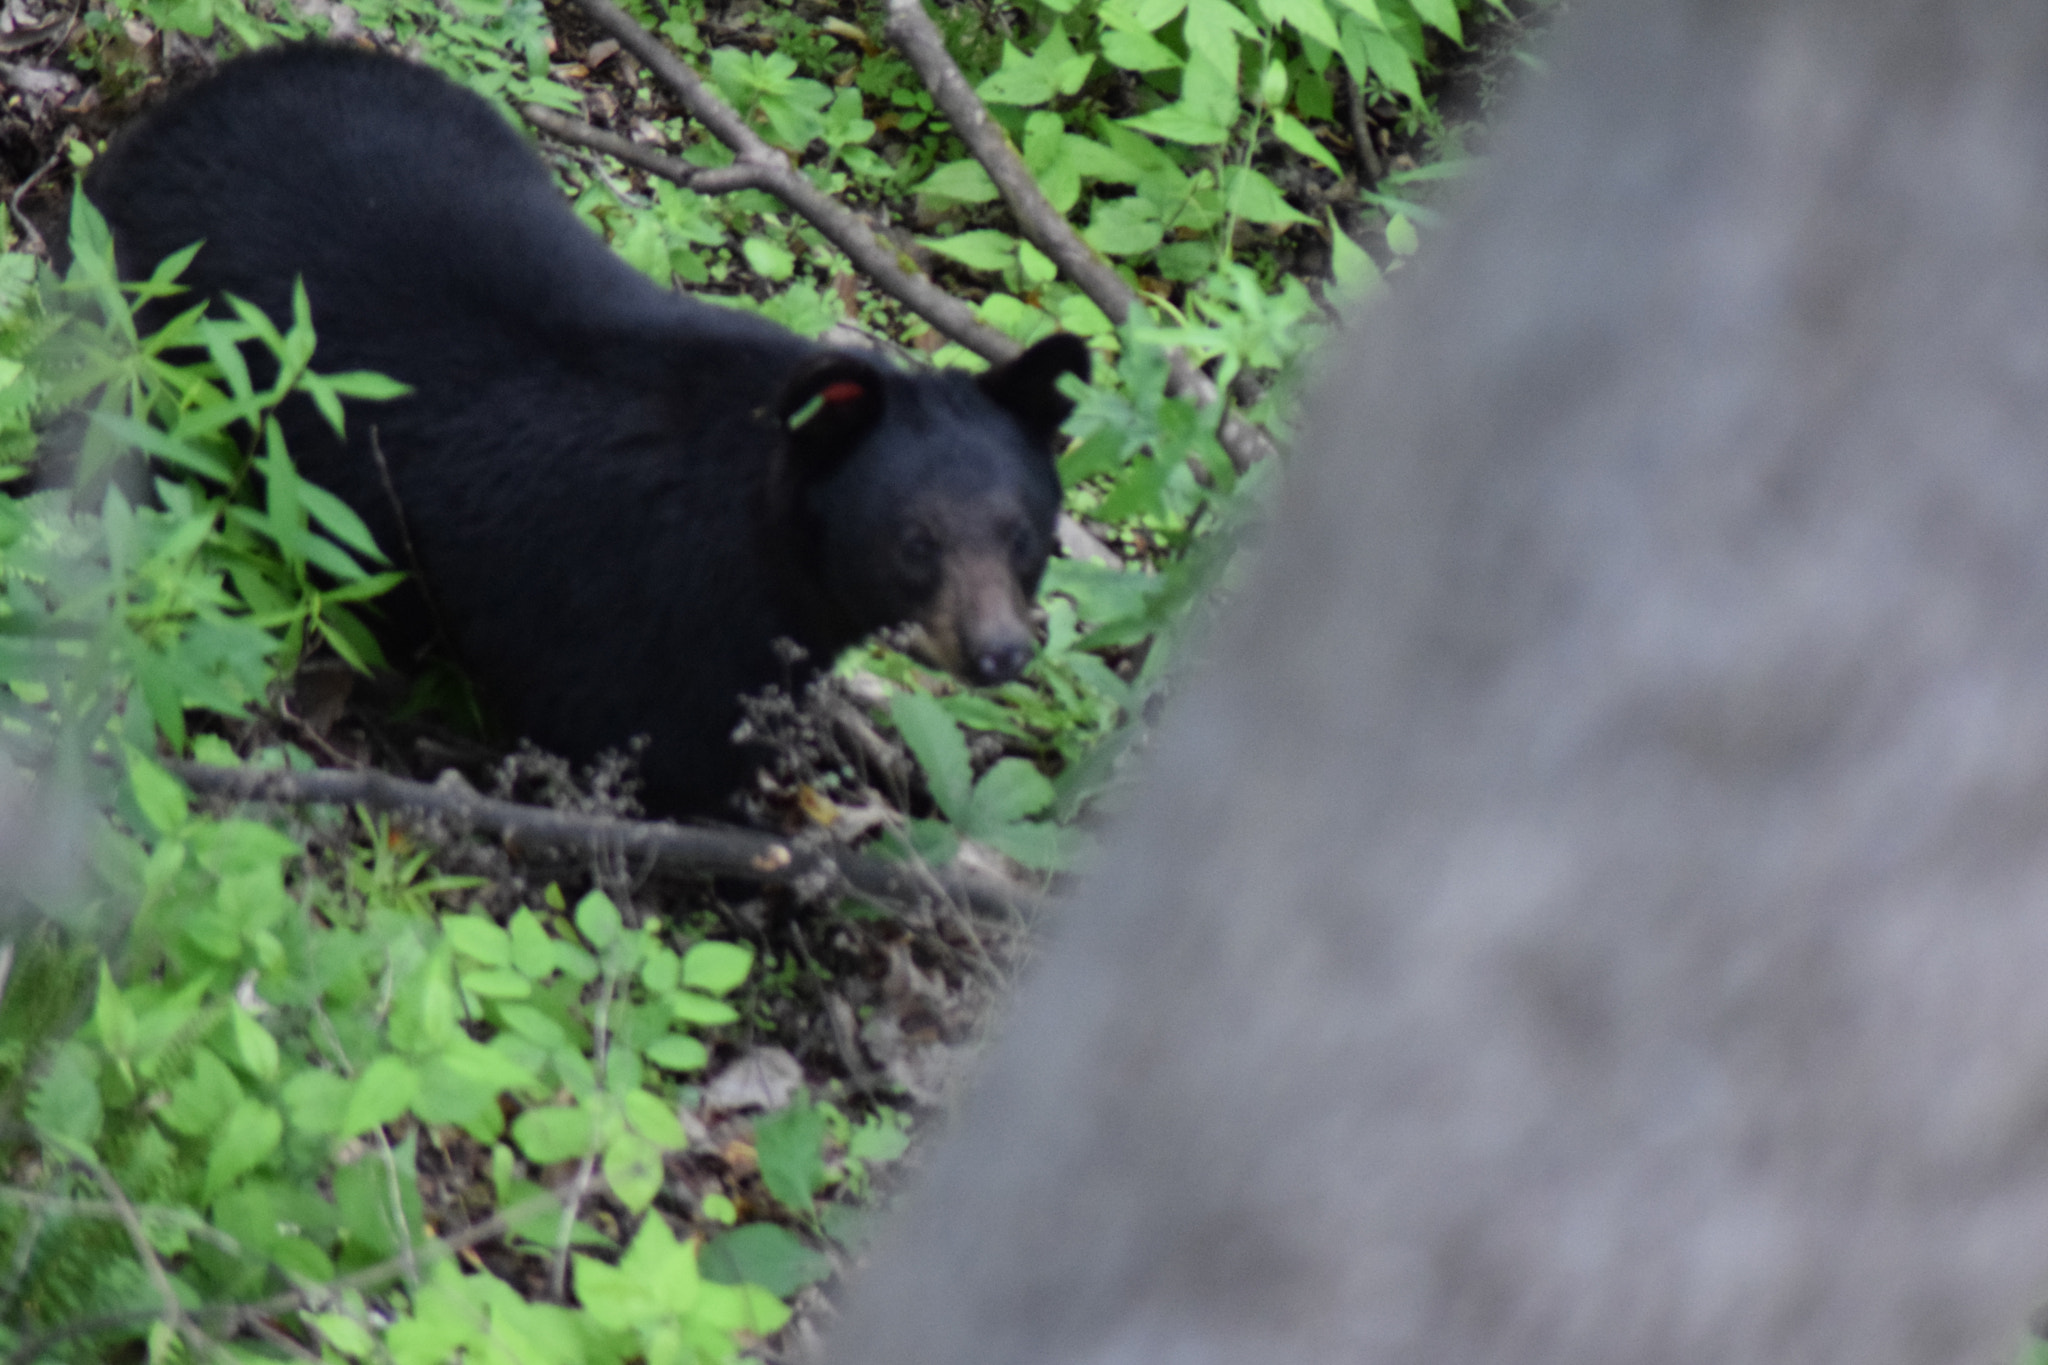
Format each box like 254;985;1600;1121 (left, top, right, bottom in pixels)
165;759;1040;921
553;0;1020;361
6;143;65;260
81;1158;214;1361
881;0;1278;471
1338;66;1385;186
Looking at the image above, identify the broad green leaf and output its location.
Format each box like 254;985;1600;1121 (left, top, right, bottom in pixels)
1404;0;1462;41
281;1069;350;1136
920;229;1019;274
1221;165;1315;226
890;692;974;820
1328;209;1382;294
670;990;741;1027
916;158;1000;204
981;819;1074;872
1083;196;1166;256
28;1042;102;1148
93;962;136;1059
513;1103;596;1164
1347;18;1423;106
624;1089;689;1150
702;1223;832;1295
681;940;754;994
604;1129;663;1211
126;750;189;833
508;907;555;978
1256;0;1342;49
161;1048;242;1137
1387;211;1420;255
1273;109;1343;173
575;889;622;948
741;235;796;281
444;914;511;967
341;1055;419;1138
231;1006;280;1082
755;1103;828;1215
1184;0;1258;79
968;758;1057;828
977;39;1059;107
204;1098;283;1197
1102;27;1181;72
646;1034;712;1071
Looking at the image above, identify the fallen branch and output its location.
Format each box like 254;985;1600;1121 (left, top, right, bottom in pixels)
554;0;1018;364
167;761;1040;922
882;0;1277;471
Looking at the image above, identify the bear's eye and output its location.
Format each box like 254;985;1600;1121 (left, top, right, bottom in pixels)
899;528;940;572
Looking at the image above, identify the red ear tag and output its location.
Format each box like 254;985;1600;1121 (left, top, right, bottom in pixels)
821;380;867;405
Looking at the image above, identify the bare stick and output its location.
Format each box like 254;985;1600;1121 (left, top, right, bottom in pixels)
166;760;1039;921
557;0;1019;363
881;0;1277;470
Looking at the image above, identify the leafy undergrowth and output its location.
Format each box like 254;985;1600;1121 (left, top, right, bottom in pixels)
0;0;1552;1359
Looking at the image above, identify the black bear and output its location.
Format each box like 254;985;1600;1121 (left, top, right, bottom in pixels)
824;3;2048;1365
85;46;1088;814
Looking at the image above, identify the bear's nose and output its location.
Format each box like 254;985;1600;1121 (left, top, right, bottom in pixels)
972;640;1033;685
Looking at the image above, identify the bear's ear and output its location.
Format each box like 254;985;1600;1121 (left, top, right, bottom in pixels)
776;354;888;477
978;334;1090;450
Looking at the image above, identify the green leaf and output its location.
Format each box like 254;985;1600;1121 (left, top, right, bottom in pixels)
977;40;1058;107
623;1088;689;1150
513;1103;595;1164
575;889;623;948
1256;0;1341;49
28;1042;102;1149
1122;100;1232;146
1183;0;1258;79
297;480;387;563
1347;18;1423;106
670;991;741;1027
1083;196;1166;256
920;229;1019;274
604;1130;663;1212
701;1223;832;1295
646;1034;712;1071
1403;0;1461;42
1386;211;1419;256
444;914;511;967
916;158;1000;204
340;1055;420;1138
204;1098;283;1198
741;235;796;281
161;1048;242;1137
281;1069;351;1136
680;940;754;995
754;1103;829;1215
890;692;974;820
1273;109;1343;173
1221;165;1314;226
508;907;555;979
231;1006;280;1083
93;962;136;1060
979;819;1074;872
967;758;1056;828
1101;27;1181;72
310;1314;375;1357
1328;209;1382;294
126;751;189;833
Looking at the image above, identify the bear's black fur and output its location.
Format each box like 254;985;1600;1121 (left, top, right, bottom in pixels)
85;45;1088;814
